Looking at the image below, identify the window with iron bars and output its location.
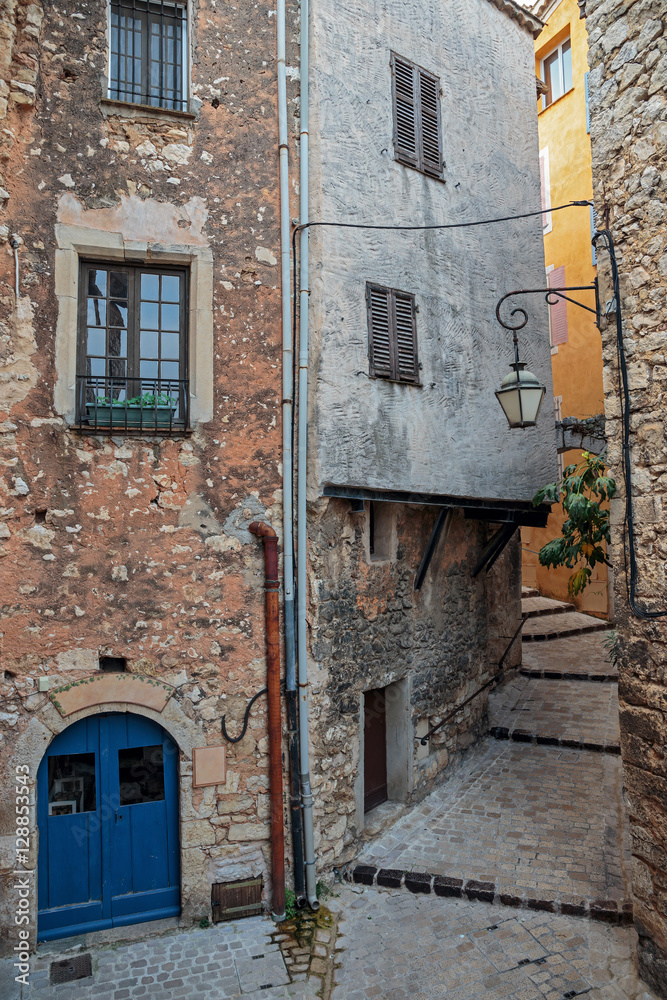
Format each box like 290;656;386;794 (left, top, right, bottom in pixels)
76;261;189;434
109;1;187;112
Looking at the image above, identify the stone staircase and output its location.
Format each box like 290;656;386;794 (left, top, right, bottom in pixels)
521;589;610;642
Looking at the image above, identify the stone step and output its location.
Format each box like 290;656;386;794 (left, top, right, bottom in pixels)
522;610;610;641
521;631;617;680
349;865;632;925
521;596;575;618
521;586;540;598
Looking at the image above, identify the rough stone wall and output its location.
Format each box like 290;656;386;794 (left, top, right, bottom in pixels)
0;0;44;208
0;0;296;953
585;2;667;995
308;0;557;503
306;499;522;866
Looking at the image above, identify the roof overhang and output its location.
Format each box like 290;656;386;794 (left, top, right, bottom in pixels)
486;0;545;38
323;484;550;527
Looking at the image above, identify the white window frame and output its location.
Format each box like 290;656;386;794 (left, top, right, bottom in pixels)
106;0;190;114
546;263;557;355
553;395;565;478
540;148;552;236
540;36;573;110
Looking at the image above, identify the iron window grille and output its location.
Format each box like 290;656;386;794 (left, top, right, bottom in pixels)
366;283;420;384
390;52;443;179
109;0;187;112
76;261;189;434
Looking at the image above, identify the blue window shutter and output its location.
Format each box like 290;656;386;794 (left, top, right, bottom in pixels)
590;205;597;265
585;72;590;133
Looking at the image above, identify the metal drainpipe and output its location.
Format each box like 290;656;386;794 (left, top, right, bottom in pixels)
249;521;286;921
10;236;19;299
296;0;319;911
276;0;306;906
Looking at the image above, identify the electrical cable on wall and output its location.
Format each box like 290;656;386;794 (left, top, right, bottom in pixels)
594;230;667;620
289;200;593;506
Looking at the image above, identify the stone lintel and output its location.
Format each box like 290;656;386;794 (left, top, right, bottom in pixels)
49;673;174;716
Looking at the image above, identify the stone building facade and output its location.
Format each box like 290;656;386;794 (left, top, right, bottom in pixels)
0;0;292;951
302;0;551;862
585;0;667;995
0;0;552;956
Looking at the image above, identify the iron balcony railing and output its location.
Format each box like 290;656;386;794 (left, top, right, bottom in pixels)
75;376;190;435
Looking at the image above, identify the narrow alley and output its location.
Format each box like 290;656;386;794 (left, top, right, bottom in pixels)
2;591;658;1000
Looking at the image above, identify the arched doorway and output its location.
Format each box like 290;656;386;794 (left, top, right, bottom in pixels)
37;712;180;942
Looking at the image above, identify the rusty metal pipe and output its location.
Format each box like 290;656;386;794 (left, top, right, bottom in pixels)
249;521;286;921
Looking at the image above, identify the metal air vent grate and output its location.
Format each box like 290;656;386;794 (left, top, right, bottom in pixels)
50;954;93;985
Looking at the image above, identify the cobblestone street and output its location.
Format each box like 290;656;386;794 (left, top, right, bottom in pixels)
357;740;630;907
329;886;658;1000
0;605;653;999
0;918;322;1000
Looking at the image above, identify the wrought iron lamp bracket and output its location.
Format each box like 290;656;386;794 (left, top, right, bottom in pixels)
495;279;600;339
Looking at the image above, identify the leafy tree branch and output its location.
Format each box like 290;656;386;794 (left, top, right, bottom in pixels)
532;452;616;597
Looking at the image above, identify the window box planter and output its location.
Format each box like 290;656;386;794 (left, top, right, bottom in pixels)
86;403;177;429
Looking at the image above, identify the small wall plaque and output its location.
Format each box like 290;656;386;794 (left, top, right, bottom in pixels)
193;745;226;787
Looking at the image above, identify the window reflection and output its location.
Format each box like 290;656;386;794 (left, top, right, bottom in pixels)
48;753;96;815
118;745;165;805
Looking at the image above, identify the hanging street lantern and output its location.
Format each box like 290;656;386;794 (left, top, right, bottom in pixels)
493;281;600;430
495;356;546;429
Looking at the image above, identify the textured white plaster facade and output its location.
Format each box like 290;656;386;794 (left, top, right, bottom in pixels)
308;0;558;502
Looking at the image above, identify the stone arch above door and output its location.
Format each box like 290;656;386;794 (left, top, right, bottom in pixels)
9;681;204;785
4;692;211;952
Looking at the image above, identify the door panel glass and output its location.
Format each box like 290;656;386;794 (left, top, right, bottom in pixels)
118;745;165;805
48;753;96;815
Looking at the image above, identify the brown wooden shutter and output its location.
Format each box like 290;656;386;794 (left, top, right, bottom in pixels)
417;69;442;177
367;284;393;378
392;54;419;168
393;291;419;382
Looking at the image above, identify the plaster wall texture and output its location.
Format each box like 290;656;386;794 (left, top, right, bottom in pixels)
307;0;558;503
585;0;667;994
0;0;297;954
304;498;522;868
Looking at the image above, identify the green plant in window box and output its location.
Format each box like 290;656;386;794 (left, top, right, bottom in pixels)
532;451;616;597
86;391;177;428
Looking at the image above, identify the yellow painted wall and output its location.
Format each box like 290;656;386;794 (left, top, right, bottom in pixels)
522;0;609;617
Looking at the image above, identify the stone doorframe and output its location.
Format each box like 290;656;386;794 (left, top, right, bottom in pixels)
4;690;208;953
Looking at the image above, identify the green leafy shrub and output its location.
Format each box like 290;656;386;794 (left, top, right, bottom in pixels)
532;451;616;597
603;630;619;667
284;888;297;921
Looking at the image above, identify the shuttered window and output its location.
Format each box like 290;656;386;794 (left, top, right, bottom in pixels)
367;283;419;384
548;266;568;346
391;53;443;179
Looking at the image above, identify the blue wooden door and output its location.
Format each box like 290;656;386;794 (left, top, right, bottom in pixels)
38;713;180;941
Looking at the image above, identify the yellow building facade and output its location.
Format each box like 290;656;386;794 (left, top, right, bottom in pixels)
522;0;609;617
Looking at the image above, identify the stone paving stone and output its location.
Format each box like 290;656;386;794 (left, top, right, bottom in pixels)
522;611;609;640
521;630;616;679
488;676;620;748
521;597;575;617
13;918;313;1000
359;739;631;904
329;886;659;1000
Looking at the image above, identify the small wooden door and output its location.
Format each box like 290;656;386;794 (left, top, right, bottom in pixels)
364;688;388;812
37;713;180;941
